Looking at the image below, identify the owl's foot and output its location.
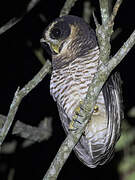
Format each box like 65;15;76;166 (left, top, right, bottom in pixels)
69;118;82;131
69;101;83;131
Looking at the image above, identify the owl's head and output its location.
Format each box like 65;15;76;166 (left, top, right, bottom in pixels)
40;15;97;69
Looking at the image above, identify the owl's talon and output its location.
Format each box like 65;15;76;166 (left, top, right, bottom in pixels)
69;120;75;130
74;119;82;124
68;127;78;131
69;117;82;131
75;111;83;117
74;101;84;116
68;102;84;131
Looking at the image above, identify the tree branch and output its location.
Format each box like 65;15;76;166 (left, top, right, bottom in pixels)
34;48;46;65
99;0;110;24
0;60;51;146
0;114;52;144
83;1;93;24
13;117;52;143
60;0;78;17
27;0;41;11
0;17;23;36
0;0;41;35
108;29;135;72
0;114;52;149
96;0;123;64
109;0;123;25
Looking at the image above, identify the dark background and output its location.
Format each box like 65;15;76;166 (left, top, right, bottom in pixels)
0;0;134;179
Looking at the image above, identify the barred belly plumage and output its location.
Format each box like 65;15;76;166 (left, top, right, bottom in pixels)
50;46;108;163
50;47;99;117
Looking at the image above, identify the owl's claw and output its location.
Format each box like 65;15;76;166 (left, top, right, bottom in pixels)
69;120;78;131
69;102;83;131
69;120;80;131
69;118;82;131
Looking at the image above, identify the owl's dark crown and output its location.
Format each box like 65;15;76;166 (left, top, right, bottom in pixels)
41;15;98;69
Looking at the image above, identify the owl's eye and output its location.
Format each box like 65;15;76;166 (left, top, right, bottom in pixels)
50;28;61;39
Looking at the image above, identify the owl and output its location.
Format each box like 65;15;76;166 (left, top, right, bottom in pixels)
40;15;123;168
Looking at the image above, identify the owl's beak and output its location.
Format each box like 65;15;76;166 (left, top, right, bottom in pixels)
40;38;60;55
51;44;60;54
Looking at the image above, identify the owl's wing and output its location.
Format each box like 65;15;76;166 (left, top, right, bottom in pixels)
57;72;123;168
101;72;124;161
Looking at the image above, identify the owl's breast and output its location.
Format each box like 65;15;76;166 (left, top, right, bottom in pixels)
50;48;100;120
50;68;86;120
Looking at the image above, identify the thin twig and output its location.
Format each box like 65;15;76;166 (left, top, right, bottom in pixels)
96;0;123;64
0;17;23;36
0;114;52;148
0;60;51;146
13;117;52;143
60;0;78;17
109;0;123;25
108;29;135;72
8;168;15;180
27;0;41;11
19;60;51;97
34;48;46;65
93;11;100;28
0;0;41;35
83;1;93;24
0;87;20;146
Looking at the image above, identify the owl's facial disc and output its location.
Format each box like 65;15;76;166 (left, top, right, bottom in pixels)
41;20;71;55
